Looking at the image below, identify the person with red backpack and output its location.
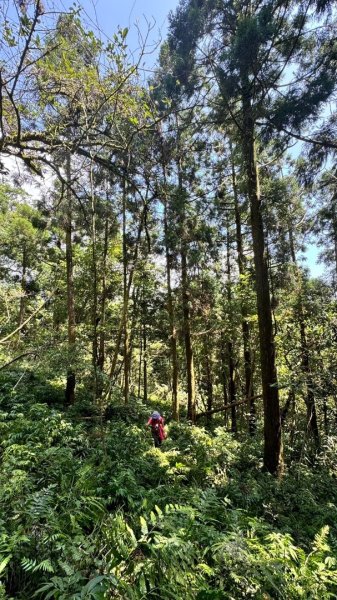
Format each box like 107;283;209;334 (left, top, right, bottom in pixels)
147;411;165;448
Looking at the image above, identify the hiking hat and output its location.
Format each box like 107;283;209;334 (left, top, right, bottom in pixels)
151;411;161;419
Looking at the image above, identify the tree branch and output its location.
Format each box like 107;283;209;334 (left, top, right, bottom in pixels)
0;293;55;345
0;351;38;371
196;394;262;419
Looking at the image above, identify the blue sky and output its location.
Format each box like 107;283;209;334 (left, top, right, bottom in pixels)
303;245;324;278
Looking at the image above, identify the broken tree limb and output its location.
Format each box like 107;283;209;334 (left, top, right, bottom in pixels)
0;293;54;345
196;394;263;419
0;351;38;371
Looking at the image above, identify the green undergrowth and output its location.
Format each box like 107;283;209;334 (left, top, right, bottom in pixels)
0;389;337;598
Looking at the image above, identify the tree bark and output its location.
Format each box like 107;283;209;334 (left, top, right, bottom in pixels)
331;193;337;287
225;212;237;433
205;336;213;425
230;149;256;434
18;246;27;330
300;319;320;445
97;215;109;373
138;327;143;400
90;159;100;402
241;88;282;474
163;170;179;420
181;241;196;422
65;152;76;406
228;341;237;433
143;321;148;403
220;339;229;426
289;226;320;446
176;145;196;422
122;171;129;405
158;128;179;420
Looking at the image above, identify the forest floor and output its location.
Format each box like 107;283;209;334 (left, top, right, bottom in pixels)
0;376;337;598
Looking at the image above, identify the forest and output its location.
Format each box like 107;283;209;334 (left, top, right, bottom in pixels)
0;0;337;597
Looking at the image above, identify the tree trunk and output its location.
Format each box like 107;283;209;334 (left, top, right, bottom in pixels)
97;216;109;373
228;341;237;433
108;203;145;389
331;194;337;288
143;321;148;403
300;319;320;445
18;246;27;330
225;212;237;433
241;89;282;474
163;174;179;420
289;227;320;446
205;337;213;425
323;398;328;435
138;328;143;400
176;147;196;423
230;150;256;434
90;160;99;402
221;339;229;426
65;152;76;406
122;171;129;405
181;242;196;422
158;129;180;420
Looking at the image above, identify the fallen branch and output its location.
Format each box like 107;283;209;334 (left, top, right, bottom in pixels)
196;394;263;419
0;294;55;345
0;351;38;371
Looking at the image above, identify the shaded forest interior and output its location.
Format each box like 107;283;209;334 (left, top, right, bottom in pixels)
0;0;337;598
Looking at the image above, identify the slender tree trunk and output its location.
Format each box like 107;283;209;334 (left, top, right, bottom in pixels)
241;88;282;474
98;216;109;373
323;398;328;435
230;150;256;433
122;172;129;405
126;286;140;398
163;170;179;420
18;246;27;329
281;389;295;425
331;196;337;289
108;204;145;388
228;341;237;433
158;126;179;419
90;160;99;402
289;227;320;446
176;148;196;422
138;329;143;400
221;339;229;426
181;242;196;422
143;321;148;403
299;319;320;445
225;212;237;433
65;152;76;406
205;336;213;425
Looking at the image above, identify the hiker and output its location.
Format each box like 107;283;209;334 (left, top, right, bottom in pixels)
147;411;165;448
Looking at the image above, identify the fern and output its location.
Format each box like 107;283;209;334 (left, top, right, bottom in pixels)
26;485;57;521
21;557;54;573
0;554;12;575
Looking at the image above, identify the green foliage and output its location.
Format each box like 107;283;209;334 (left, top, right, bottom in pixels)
0;392;337;598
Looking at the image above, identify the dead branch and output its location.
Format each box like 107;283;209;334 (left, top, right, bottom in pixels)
0;293;55;345
196;394;263;419
0;351;38;371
